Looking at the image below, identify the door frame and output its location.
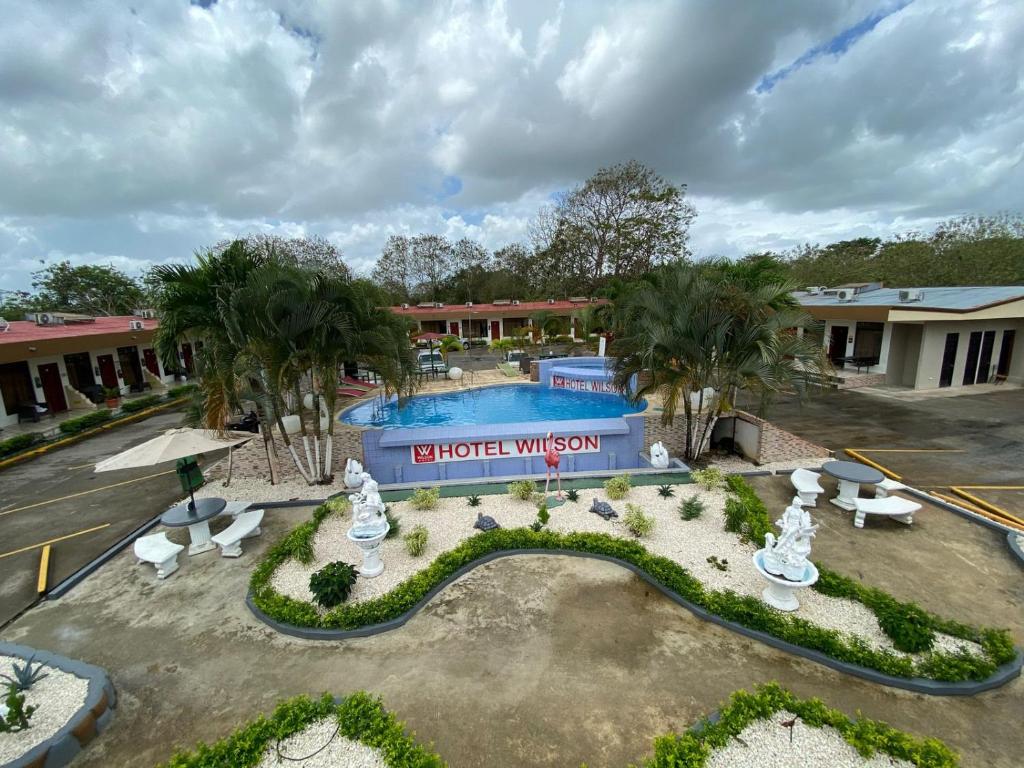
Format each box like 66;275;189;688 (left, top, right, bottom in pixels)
37;362;68;412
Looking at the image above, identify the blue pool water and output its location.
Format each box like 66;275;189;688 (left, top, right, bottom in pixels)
341;384;645;429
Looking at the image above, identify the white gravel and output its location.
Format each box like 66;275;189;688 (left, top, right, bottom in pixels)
269;483;984;661
707;454;830;473
255;718;386;768
0;655;90;766
705;709;913;768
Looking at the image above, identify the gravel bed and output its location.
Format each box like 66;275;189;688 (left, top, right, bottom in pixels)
707;454;829;473
0;655;90;765
178;475;330;505
269;484;984;659
705;709;913;768
255;718;386;768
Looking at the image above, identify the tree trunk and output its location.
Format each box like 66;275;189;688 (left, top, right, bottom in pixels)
274;413;313;485
223;445;233;487
293;382;317;482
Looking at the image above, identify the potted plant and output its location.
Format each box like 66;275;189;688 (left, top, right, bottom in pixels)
103;387;121;408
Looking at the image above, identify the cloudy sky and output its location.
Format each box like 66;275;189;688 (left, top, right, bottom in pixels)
1;0;1022;291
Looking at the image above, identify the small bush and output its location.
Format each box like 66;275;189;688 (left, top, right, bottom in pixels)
679;494;704;521
603;473;631;500
623;503;654;537
657;483;675;498
707;555;729;572
691;467;725;490
507;480;537;501
723;476;773;544
1;655;48;692
58;409;112;435
876;600;936;653
385;507;401;539
530;504;551;533
308;561;358;608
166;383;198;400
565;488;580;502
468;494;482;507
0;683;35;733
404;525;428;557
0;433;41;459
120;394;163;414
409;487;440;510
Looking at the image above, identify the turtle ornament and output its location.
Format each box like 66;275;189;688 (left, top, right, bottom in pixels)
473;512;501;531
590;498;618;520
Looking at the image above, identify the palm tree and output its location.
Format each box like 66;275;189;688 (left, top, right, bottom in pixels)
571;303;609;346
610;263;828;461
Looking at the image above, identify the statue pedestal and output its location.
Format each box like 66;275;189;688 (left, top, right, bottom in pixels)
347;524;389;578
753;549;819;612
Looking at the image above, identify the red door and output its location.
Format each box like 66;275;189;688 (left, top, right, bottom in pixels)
37;363;68;413
143;348;160;376
490;320;500;340
181;343;194;374
96;355;118;388
449;322;459;336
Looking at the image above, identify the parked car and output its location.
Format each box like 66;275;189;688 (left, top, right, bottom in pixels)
505;350;527;365
417;349;447;373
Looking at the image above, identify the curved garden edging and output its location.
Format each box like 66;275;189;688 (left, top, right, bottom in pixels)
1009;531;1024;567
247;548;1022;696
0;642;116;768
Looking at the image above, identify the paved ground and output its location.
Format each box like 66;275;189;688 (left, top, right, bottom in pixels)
2;477;1022;768
752;387;1024;513
0;409;217;627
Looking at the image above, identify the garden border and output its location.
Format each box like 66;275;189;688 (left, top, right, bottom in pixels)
0;641;116;768
1008;531;1024;567
246;548;1022;696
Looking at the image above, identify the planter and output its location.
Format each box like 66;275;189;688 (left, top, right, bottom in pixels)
104;398;120;409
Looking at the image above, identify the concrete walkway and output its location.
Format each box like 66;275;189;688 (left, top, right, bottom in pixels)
1;496;1022;767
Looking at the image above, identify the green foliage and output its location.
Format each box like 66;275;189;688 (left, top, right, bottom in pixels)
623;504;654;537
251;504;1015;683
103;387;121;399
530;504;551;533
875;601;935;653
0;654;48;692
0;683;36;734
722;476;773;544
467;494;482;507
120;394;163;414
404;525;429;557
385;507;401;539
679;494;704;521
31;260;144;316
657;483;675;498
565;488;580;502
166;383;199;400
308;561;359;609
159;692;445;768
603;473;631;500
507;480;537;501
0;432;41;459
706;555;729;572
691;467;725;490
58;409;113;435
646;683;960;767
409;487;441;511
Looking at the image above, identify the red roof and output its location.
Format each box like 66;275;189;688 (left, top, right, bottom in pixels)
391;299;607;316
0;315;160;344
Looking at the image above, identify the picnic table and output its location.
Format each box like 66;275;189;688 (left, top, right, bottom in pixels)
161;497;226;556
822;460;884;511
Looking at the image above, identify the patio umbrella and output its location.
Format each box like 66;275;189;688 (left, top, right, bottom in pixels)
94;428;256;509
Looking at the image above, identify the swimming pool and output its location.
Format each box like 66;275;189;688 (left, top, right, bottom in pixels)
341;384;645;429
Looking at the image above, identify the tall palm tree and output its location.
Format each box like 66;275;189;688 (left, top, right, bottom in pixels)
610;263;829;461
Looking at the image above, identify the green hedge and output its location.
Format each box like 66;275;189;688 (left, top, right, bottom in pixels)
159;692;444;768
120;394;164;414
166;383;198;400
251;507;1015;682
0;432;41;459
647;682;958;767
57;409;112;435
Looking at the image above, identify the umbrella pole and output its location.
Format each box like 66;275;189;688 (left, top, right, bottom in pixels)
188;484;197;512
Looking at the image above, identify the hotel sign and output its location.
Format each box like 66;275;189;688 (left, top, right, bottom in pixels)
411;434;600;464
550;373;621;394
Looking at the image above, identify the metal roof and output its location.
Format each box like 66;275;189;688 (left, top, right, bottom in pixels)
795;286;1024;311
0;315;159;345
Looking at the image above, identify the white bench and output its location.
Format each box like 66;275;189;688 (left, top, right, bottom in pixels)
211;509;264;557
790;468;824;506
874;478;906;498
852;497;921;529
134;532;184;579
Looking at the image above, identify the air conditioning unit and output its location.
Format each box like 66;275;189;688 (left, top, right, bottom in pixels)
805;286;824;295
511;299;521;305
547;298;555;304
836;289;856;303
0;317;9;332
434;302;445;308
400;303;409;309
129;319;145;331
898;289;924;303
465;301;473;307
35;312;64;325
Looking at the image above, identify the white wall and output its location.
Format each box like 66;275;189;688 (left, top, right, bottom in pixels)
914;320;1024;389
821;319;890;373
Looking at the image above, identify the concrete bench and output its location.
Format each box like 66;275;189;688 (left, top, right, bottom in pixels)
211;509;264;557
790;468;824;506
874;478;906;498
852;497;921;529
134;532;184;579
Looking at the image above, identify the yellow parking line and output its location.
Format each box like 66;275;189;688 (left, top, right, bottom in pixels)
0;524;110;561
952;485;1024;490
844;449;902;480
0;470;174;517
950;487;1024;526
37;545;51;593
850;448;966;453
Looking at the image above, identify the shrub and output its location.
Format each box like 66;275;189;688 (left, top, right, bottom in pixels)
409;487;440;510
467;494;482;507
657;484;675;498
706;555;729;572
0;432;41;459
691;467;725;490
308;561;358;608
722;476;773;544
120;394;163;414
166;383;198;400
0;683;35;734
529;504;551;533
623;504;655;537
0;654;48;692
565;488;580;502
603;473;631;500
679;494;704;521
507;480;537;501
384;507;401;539
875;600;936;653
58;409;112;435
404;525;428;557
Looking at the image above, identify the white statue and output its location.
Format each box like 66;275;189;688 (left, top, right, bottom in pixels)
650;441;670;469
350;473;388;538
763;496;818;582
344;459;364;489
